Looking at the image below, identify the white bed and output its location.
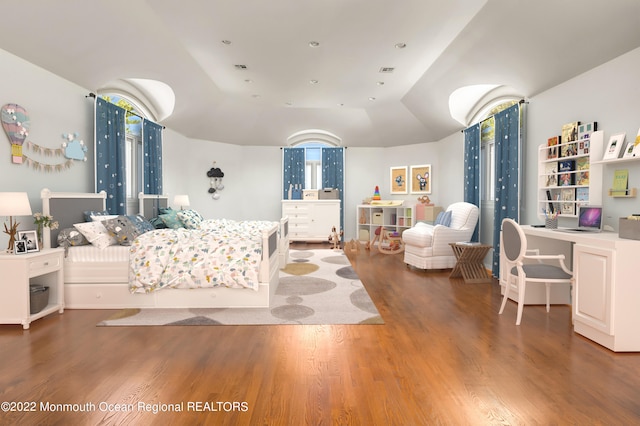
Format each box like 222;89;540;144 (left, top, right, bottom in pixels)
41;188;288;309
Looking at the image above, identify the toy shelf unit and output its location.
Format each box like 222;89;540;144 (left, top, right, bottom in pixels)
357;203;415;244
538;130;604;219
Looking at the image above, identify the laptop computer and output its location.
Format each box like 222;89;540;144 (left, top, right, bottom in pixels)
556;205;603;232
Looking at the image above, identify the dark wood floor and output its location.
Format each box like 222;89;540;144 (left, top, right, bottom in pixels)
2;242;640;425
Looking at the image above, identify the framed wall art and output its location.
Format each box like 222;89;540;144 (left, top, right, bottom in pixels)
390;166;408;194
602;133;626;161
410;164;431;194
17;230;39;253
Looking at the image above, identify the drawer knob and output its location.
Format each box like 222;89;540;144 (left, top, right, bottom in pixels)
44;262;49;266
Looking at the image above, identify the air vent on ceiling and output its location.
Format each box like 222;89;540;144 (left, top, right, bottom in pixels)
234;64;247;70
379;67;395;73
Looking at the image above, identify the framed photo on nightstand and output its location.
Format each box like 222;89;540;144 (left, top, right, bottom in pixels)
14;240;27;255
17;230;39;253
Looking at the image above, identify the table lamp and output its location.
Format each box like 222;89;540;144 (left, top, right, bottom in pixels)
0;192;33;252
173;195;190;210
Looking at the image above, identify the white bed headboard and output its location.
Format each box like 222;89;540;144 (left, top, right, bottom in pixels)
138;192;169;220
41;188;107;249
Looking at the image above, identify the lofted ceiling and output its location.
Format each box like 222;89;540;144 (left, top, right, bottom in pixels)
0;0;639;147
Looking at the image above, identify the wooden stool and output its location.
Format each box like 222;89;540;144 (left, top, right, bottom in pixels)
449;242;492;283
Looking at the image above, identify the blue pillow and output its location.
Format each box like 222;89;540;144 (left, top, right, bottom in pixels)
435;210;452;227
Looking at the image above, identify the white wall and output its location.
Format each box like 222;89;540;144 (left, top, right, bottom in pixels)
3;45;640;249
525;46;640;228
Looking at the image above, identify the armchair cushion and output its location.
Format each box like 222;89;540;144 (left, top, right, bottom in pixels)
435;210;452;226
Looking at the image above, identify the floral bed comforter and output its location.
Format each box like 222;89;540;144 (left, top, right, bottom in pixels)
129;219;276;293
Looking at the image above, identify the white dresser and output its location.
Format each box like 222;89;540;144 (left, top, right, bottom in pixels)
282;200;341;242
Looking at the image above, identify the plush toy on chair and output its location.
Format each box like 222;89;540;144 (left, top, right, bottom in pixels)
402;202;479;270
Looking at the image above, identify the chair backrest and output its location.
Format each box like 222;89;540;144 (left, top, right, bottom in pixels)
501;218;526;263
447;202;479;231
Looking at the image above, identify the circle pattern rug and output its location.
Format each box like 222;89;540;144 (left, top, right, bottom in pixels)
98;249;384;326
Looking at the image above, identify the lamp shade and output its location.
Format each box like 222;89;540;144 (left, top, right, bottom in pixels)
173;195;190;209
0;192;33;216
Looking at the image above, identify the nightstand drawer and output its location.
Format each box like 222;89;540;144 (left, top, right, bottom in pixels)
28;253;62;277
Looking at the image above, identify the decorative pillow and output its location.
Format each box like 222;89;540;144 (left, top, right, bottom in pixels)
435;210;452;227
103;215;142;245
126;214;155;233
159;210;184;229
83;210;110;222
176;209;203;229
91;214;118;222
57;227;90;247
149;216;168;229
159;206;174;215
73;221;118;249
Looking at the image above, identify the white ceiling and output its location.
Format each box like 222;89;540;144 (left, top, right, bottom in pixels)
1;0;639;147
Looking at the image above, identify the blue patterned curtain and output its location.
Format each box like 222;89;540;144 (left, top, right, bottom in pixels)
322;147;345;233
282;148;305;199
463;123;481;242
492;103;521;277
143;119;163;194
95;98;126;214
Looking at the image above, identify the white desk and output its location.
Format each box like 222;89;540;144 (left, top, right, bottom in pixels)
504;226;640;352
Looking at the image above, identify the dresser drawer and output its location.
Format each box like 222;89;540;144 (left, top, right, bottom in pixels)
283;204;310;215
28;253;62;277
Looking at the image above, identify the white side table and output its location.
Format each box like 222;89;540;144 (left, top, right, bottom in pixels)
0;248;65;329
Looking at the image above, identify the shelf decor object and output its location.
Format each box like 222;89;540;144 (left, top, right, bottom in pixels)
602;133;626;161
0;192;33;252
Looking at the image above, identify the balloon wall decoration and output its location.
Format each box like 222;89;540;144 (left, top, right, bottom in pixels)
1;103;85;171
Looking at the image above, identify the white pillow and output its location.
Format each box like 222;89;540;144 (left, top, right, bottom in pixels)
90;214;119;222
74;221;118;249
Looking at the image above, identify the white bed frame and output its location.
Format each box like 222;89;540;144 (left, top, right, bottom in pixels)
41;188;287;309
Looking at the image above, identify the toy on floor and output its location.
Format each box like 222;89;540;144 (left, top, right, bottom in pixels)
345;239;361;253
328;226;343;250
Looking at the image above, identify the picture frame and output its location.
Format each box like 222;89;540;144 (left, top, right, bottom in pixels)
390;166;408;194
602;133;626;161
17;230;39;253
409;164;432;194
14;240;27;255
629;128;640;158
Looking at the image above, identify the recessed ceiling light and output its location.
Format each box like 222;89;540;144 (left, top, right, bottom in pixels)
338;103;344;107
244;79;253;83
369;97;376;101
379;67;394;73
395;42;407;49
308;41;320;48
377;81;385;86
221;40;232;45
310;79;319;84
285;102;293;106
234;64;247;70
252;94;260;99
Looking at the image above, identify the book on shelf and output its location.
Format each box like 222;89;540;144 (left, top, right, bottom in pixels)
576;187;589;206
560;121;580;157
547;136;560;159
578;122;597;140
544;162;557;186
558;160;575;186
576;157;589;170
577;137;590;156
612;169;629;196
560;188;575;215
576;170;589;186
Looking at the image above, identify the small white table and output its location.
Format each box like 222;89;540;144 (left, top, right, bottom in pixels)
0;248;65;329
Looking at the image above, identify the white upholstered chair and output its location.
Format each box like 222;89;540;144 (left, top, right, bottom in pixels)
499;218;573;325
402;202;479;270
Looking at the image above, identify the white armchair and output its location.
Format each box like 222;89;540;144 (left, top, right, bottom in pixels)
402;202;479;269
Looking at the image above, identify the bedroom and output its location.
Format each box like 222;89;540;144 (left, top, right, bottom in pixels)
1;0;640;423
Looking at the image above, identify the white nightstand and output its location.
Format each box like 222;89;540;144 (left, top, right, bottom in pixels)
0;248;64;329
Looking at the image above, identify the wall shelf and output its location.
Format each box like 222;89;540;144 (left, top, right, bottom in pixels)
608;187;637;198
